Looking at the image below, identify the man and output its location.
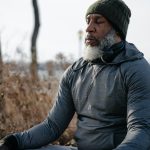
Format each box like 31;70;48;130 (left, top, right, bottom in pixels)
1;0;150;149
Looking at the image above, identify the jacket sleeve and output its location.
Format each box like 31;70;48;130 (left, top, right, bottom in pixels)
114;59;150;150
14;66;75;150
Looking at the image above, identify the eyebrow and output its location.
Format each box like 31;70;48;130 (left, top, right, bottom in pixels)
86;15;104;20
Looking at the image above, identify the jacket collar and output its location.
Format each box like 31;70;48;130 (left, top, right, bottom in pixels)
90;41;143;65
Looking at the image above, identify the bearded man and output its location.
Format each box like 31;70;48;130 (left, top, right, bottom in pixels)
1;0;150;150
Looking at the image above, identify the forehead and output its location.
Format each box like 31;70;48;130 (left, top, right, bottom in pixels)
86;14;107;20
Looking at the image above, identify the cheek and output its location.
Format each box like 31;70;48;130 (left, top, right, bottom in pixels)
96;30;106;40
96;27;111;39
96;23;112;39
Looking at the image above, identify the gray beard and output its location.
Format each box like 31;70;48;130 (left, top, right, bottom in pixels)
83;29;116;61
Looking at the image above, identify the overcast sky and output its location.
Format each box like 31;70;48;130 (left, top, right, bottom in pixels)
0;0;150;63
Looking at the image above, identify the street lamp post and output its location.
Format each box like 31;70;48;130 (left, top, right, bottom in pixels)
78;30;83;58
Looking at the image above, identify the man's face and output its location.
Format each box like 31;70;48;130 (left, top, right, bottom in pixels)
83;14;118;61
85;14;112;47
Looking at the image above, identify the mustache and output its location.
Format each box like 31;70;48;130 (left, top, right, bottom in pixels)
85;34;100;46
85;34;97;41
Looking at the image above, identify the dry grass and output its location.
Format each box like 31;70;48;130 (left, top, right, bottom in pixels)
0;62;76;145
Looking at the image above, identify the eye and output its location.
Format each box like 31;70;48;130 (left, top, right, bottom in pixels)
86;18;90;24
95;18;105;24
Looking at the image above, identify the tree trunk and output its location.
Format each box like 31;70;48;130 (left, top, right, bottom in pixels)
30;0;40;80
0;36;5;126
0;37;3;84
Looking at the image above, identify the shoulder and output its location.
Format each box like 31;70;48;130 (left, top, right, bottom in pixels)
120;57;150;74
71;57;87;71
63;57;87;75
119;57;150;87
61;57;87;84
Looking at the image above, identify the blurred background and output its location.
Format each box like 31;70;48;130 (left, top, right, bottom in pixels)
0;0;150;62
0;0;150;145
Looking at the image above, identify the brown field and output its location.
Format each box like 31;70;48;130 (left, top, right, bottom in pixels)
0;62;76;146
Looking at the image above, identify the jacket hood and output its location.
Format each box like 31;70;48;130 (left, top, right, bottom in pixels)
109;41;144;65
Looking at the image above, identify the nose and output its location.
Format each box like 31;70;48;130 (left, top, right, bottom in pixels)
86;22;95;33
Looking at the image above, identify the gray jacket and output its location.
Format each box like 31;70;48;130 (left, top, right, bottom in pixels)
15;42;150;150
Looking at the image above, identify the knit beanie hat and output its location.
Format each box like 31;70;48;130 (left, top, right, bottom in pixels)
86;0;131;40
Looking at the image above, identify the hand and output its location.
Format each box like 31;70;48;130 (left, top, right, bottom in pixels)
0;144;9;150
0;135;18;150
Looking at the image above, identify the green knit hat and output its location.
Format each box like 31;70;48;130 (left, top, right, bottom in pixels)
86;0;131;40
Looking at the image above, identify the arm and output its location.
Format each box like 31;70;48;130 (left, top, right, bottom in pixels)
114;59;150;150
1;66;75;150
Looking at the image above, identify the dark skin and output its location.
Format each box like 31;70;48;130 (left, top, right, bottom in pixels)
85;14;121;47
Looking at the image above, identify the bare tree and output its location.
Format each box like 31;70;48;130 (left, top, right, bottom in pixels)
30;0;40;80
0;36;3;84
0;36;5;126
